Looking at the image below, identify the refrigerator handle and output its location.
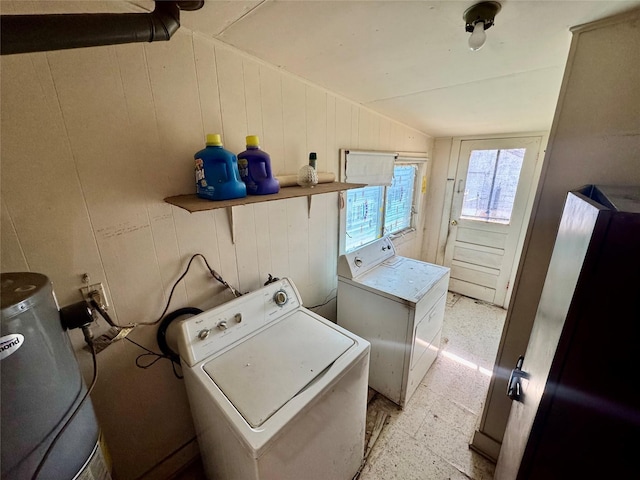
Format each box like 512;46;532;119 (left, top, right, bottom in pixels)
507;355;529;402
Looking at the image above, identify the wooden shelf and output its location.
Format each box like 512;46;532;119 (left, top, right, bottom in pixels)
164;182;365;213
164;182;365;243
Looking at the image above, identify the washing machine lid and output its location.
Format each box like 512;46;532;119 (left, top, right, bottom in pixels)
203;310;355;428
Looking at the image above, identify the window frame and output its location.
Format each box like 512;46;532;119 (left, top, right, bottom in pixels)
339;150;427;255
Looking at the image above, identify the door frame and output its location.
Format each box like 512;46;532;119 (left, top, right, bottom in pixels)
435;132;548;308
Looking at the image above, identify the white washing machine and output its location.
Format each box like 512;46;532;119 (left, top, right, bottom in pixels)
337;237;449;407
177;278;370;480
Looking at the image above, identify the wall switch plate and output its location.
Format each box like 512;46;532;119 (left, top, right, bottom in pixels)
79;282;109;310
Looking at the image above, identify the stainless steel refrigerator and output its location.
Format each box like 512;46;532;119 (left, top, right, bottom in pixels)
495;185;640;479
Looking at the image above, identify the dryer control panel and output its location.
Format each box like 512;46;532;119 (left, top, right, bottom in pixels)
337;236;396;279
177;278;302;367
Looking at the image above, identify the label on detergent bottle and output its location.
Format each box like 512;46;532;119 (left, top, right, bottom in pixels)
195;158;215;197
195;158;205;184
0;334;24;360
237;158;249;181
238;158;258;192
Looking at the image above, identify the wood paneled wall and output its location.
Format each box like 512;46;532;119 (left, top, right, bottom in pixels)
0;28;431;479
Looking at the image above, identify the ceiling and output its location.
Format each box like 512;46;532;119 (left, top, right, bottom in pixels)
6;1;640;137
178;0;640;137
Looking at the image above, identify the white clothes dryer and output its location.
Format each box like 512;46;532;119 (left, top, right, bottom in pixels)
337;237;450;407
178;278;370;480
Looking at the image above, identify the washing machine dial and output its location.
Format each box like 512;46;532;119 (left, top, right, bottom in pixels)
217;321;228;331
354;257;363;267
274;290;288;306
198;328;210;340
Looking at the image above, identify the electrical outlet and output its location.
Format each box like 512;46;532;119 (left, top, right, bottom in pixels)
79;282;109;310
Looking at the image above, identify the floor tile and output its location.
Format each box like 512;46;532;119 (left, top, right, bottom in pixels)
359;427;470;480
420;354;492;415
415;414;496;480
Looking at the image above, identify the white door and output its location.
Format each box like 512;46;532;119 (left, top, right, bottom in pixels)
444;136;542;307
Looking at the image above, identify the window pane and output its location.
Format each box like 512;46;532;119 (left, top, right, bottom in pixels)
461;148;525;224
384;165;416;235
345;186;384;252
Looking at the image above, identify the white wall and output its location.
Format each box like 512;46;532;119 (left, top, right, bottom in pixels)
472;10;640;460
0;24;431;480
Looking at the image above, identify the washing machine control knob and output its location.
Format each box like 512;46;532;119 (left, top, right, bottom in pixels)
217;321;228;330
198;329;210;340
354;257;363;267
274;290;288;306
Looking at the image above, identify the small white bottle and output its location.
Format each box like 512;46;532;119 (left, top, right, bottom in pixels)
297;152;319;188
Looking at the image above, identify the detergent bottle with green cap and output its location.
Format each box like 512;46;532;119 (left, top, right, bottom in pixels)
237;135;280;195
195;134;246;201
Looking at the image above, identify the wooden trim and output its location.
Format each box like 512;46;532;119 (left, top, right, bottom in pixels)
470;429;501;462
570;6;640;34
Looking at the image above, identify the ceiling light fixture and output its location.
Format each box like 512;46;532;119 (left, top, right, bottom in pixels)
463;1;501;51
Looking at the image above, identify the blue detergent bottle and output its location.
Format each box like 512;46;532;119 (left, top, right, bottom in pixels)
195;134;246;201
237;135;280;195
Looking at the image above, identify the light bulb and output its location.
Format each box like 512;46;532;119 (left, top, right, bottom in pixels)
468;21;486;51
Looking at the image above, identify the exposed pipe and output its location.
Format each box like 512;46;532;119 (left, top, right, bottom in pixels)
0;1;204;56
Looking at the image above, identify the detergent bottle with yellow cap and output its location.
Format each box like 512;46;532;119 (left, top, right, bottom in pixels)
237;135;280;195
195;134;246;201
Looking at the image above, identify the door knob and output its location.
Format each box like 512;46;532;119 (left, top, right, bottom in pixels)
507;356;529;402
450;220;458;226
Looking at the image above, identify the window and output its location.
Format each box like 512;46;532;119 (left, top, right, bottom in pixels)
345;186;384;252
344;164;418;252
384;165;416;234
460;148;525;224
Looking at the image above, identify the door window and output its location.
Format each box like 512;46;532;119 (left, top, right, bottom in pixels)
461;148;525;225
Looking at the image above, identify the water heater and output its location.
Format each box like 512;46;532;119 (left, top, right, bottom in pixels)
1;272;110;480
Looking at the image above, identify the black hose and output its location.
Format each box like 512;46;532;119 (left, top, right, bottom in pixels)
157;307;203;365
